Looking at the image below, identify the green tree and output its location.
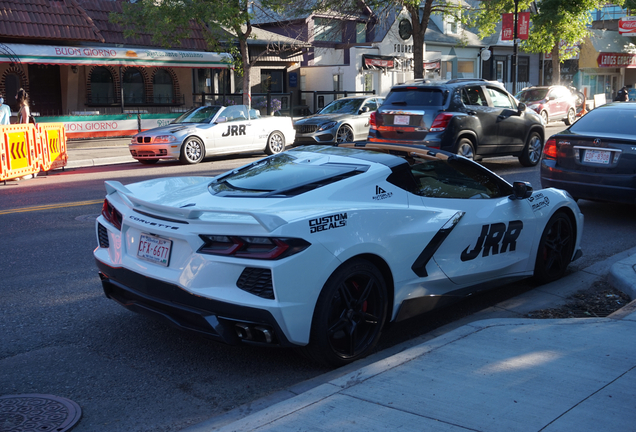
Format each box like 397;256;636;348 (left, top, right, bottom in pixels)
474;0;625;85
111;0;293;105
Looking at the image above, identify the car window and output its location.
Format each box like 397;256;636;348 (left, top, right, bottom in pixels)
568;107;636;136
486;87;514;109
517;88;548;102
410;158;509;199
462;86;488;106
362;99;378;112
222;105;248;122
384;88;445;106
173;106;222;124
319;99;364;114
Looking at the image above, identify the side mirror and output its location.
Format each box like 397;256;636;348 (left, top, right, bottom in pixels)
517;102;526;113
511;181;533;200
359;106;370;114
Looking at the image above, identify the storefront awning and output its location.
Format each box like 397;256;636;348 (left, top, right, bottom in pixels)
362;54;395;70
0;43;232;68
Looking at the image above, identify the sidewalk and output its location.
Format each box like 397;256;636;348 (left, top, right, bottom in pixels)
65;138;135;169
185;247;636;432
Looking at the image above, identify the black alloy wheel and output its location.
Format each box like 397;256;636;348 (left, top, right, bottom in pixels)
518;132;543;167
303;258;388;367
534;211;574;284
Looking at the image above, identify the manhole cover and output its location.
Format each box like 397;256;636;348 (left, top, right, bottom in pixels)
0;394;81;432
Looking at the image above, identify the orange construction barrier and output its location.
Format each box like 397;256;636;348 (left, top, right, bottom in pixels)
36;122;67;172
0;124;40;181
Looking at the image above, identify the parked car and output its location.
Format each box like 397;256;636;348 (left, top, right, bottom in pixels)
368;79;545;166
95;142;583;367
293;96;384;144
541;102;636;204
516;85;577;125
129;105;296;164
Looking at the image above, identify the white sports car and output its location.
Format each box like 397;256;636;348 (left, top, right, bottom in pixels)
95;143;583;366
129;105;295;165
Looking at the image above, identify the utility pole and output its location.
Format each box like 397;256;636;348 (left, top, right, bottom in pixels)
512;0;518;94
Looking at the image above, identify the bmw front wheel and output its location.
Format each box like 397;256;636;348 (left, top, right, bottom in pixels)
265;131;285;155
303;258;388;367
518;132;543;167
179;137;205;164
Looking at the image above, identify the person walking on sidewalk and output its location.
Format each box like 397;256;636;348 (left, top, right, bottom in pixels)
16;88;30;123
0;94;10;125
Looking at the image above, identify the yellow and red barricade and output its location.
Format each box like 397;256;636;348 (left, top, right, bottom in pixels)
0;123;67;181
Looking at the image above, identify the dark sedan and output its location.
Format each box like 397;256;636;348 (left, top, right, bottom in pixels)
541;102;636;204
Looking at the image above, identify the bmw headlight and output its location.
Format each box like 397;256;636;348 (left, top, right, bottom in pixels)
317;121;337;132
153;135;177;143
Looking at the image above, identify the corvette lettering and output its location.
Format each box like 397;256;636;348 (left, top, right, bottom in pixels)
460;220;523;261
222;125;247;137
129;215;180;230
309;213;347;233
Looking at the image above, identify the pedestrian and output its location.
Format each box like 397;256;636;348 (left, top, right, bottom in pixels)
615;86;629;102
16;88;31;123
0;94;11;125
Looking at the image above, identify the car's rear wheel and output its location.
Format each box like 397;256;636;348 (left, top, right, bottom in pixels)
534;211;574;284
336;125;354;143
564;108;576;125
541;111;549;124
303;258;388;367
179;137;204;164
455;138;475;160
518;132;543;167
137;159;159;165
265;131;285;155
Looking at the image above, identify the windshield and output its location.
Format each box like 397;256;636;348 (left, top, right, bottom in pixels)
319;99;364;114
385;88;446;106
172;106;222;124
569;106;636;136
210;153;368;196
517;88;548;102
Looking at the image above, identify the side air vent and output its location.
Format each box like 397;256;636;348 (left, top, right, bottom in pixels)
236;268;274;299
98;223;109;248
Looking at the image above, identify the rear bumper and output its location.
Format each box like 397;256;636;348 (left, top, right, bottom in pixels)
541;159;636;204
96;260;294;347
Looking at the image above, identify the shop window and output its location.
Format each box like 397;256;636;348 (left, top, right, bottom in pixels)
4;73;21;110
153;69;173;104
261;70;285;93
458;61;474;78
123;67;145;104
364;74;373;92
518;57;529;82
91;67;115;104
314;18;342;42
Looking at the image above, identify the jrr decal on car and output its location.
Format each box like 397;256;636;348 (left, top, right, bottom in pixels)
461;220;523;261
309;213;348;233
222;125;247;137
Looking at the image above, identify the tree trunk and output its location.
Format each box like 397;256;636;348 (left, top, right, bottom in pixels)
240;37;251;106
551;44;560;85
410;1;433;80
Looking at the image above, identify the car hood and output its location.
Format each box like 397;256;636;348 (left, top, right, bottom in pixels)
134;124;199;136
295;113;353;125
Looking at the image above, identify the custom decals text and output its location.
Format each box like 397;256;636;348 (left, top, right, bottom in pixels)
373;186;393;201
309;213;347;233
461;220;523;261
528;193;550;212
222;125;247;137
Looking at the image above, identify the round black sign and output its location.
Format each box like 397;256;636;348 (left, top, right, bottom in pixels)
399;19;413;41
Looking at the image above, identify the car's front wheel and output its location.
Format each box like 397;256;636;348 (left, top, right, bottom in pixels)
455;138;475;160
518;132;543;167
541;111;549;124
534;211;574;284
336;125;354;143
564;108;576;125
302;258;388;367
265;131;285;155
179;137;205;164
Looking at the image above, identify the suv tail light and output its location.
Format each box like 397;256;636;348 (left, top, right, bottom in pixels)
369;111;378;130
102;199;122;230
430;113;454;132
544;138;557;159
198;235;310;260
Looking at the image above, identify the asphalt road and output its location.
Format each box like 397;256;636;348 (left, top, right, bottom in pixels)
2;126;636;431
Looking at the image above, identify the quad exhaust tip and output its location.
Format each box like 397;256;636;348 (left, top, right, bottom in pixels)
235;323;274;344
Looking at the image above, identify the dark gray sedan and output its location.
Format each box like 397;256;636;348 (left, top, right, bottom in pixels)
293;96;384;144
541;102;636;204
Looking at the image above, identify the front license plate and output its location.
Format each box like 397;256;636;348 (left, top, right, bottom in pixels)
394;115;410;125
137;234;172;267
583;149;611;164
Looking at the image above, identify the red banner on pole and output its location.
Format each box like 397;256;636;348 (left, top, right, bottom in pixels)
502;13;514;40
518;12;530;39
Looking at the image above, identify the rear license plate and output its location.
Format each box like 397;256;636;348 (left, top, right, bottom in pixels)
394;115;410;125
583;149;611;164
137;233;172;267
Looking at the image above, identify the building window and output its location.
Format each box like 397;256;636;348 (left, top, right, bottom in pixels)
364;74;373;92
90;66;115;104
333;74;341;91
356;22;366;43
314;17;342;42
123;67;145;104
153;69;173;104
4;73;21;110
261;70;285;93
518;57;529;83
458;61;474;78
494;56;507;82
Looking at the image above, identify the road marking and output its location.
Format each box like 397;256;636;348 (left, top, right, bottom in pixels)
0;199;103;215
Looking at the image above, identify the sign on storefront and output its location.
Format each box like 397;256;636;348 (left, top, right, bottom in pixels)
597;52;636;68
618;17;636;36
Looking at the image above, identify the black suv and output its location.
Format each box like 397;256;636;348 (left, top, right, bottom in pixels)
368;79;545;166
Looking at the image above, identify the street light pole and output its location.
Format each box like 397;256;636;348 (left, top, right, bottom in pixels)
512;0;518;94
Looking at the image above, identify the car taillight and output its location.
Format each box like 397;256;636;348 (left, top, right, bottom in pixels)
198;235;310;260
101;199;122;230
429;113;454;132
544;138;558;159
369;111;377;129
